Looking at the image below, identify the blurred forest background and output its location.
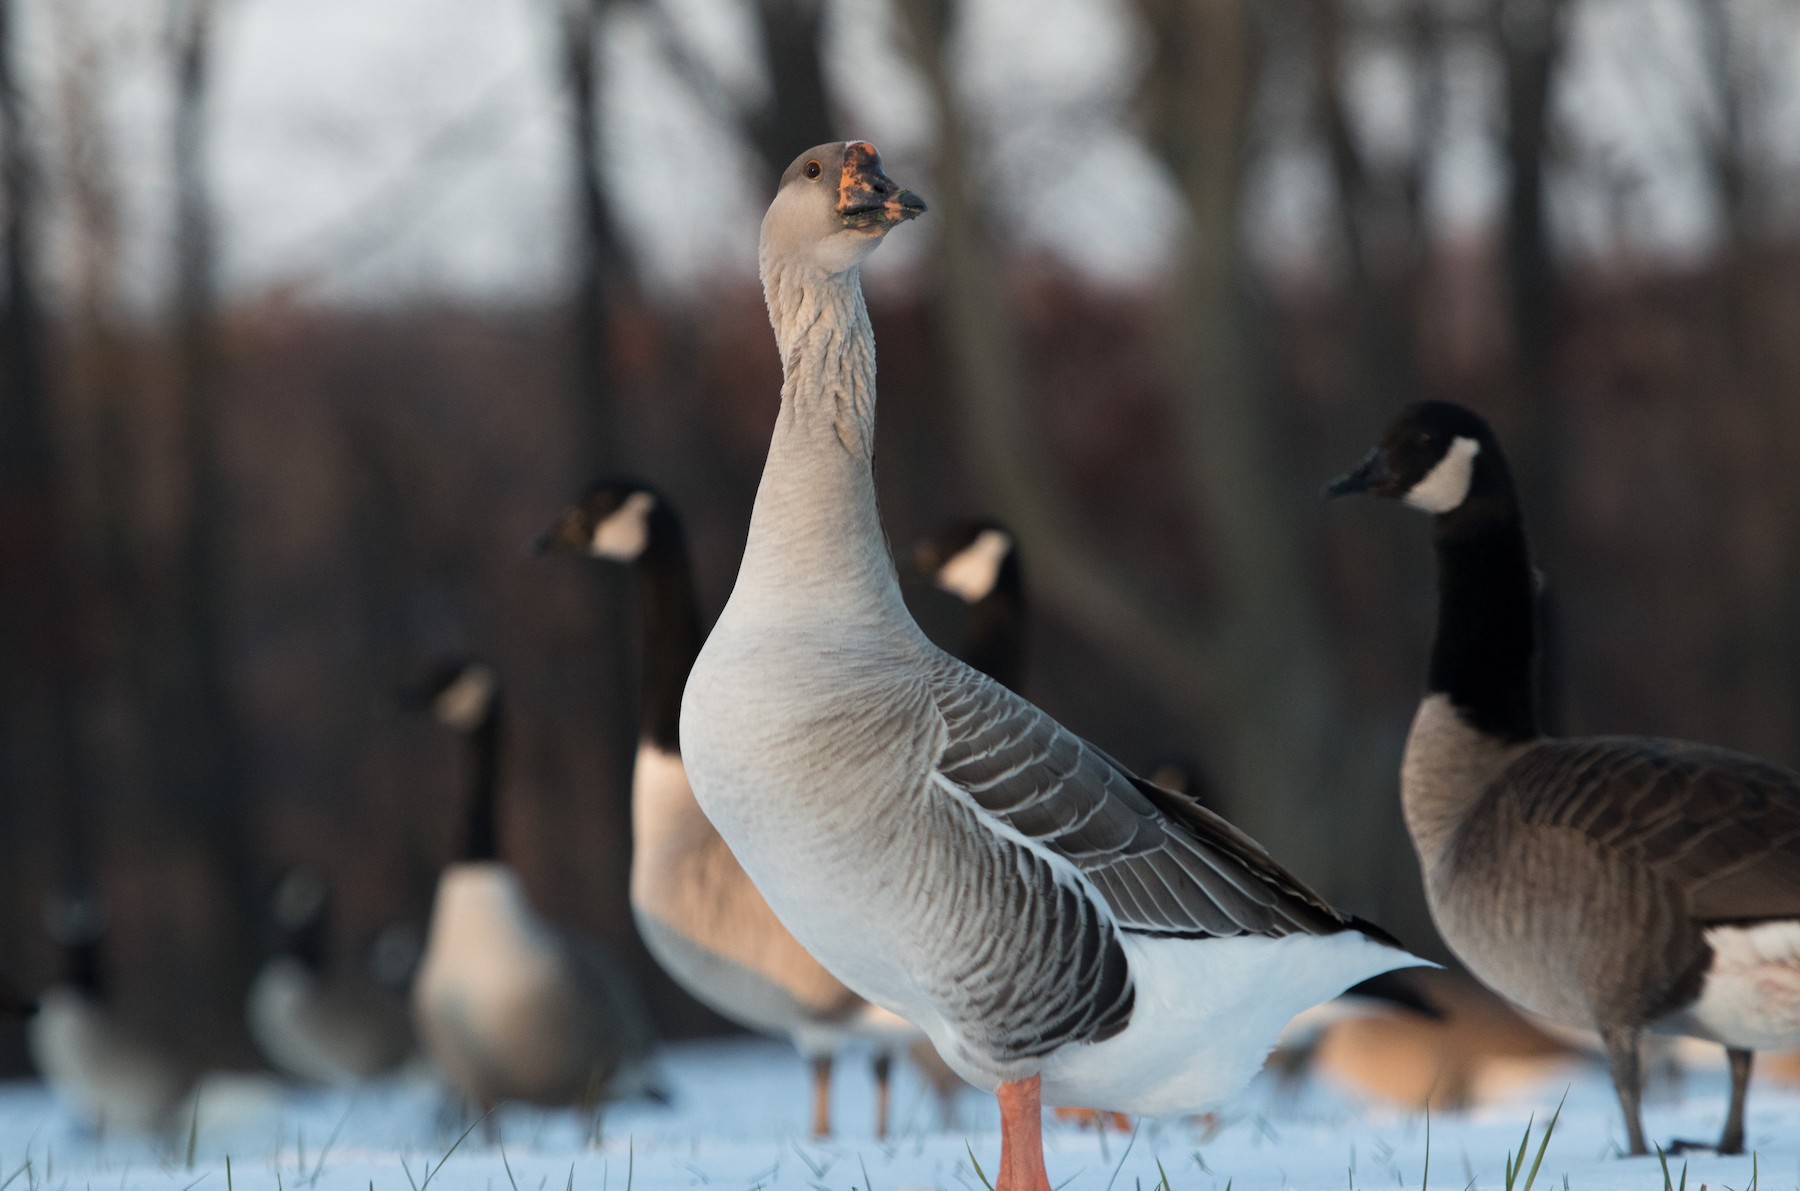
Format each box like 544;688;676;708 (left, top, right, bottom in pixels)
2;0;1799;1074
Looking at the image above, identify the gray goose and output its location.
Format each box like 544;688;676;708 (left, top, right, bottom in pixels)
406;658;658;1118
537;482;921;1138
1327;399;1800;1155
679;140;1424;1191
245;870;415;1086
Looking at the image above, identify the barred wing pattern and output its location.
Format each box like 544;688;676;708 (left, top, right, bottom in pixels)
916;654;1381;1063
1499;738;1800;925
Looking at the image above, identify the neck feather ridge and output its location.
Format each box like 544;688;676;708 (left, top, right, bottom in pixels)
739;258;903;614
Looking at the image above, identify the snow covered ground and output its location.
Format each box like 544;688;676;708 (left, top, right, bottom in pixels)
0;1036;1794;1191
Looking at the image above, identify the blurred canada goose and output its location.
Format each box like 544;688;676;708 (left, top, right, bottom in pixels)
915;521;1025;691
245;869;414;1085
28;892;195;1135
538;480;924;1138
680;140;1425;1191
1274;969;1578;1111
407;658;657;1116
1327;399;1800;1156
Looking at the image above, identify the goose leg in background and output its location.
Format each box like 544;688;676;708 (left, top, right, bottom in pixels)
1602;1025;1648;1156
995;1076;1051;1191
810;1055;833;1138
872;1052;893;1140
1719;1048;1753;1155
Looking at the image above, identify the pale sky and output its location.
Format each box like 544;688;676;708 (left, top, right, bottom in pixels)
18;0;1800;312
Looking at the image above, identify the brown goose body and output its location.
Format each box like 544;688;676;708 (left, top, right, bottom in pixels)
1331;401;1800;1156
1406;698;1800;1046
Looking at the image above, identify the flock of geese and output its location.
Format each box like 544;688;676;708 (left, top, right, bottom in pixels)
16;140;1800;1187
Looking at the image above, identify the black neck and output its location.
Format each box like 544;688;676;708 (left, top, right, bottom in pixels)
1428;477;1540;742
461;705;503;862
65;937;105;998
962;555;1025;692
276;911;329;973
633;513;703;754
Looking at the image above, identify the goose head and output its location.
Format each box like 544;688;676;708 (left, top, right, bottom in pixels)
404;657;501;735
914;521;1017;604
43;890;107;996
1324;401;1507;516
272;869;328;934
534;480;665;564
761;141;926;277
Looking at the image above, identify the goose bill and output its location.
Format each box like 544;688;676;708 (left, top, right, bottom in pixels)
837;141;926;230
1324;447;1393;498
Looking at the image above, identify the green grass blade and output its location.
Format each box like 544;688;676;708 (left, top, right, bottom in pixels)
1518;1089;1567;1191
1422;1106;1431;1191
965;1143;995;1191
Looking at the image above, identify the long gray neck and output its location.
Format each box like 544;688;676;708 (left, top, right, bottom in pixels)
738;257;905;621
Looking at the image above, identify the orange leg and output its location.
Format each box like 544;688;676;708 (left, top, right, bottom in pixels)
996;1077;1052;1191
872;1052;893;1141
810;1055;833;1138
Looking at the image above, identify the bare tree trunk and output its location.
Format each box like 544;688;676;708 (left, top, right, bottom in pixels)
895;0;1228;724
746;0;833;174
0;0;89;946
1141;0;1362;882
1494;0;1565;522
166;0;258;1037
560;0;628;475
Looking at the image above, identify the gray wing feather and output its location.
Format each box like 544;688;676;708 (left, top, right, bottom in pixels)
929;653;1361;941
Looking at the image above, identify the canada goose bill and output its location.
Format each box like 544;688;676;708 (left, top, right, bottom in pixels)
914;522;1016;606
1327;399;1800;1156
539;477;939;1139
681;141;1426;1191
534;483;659;562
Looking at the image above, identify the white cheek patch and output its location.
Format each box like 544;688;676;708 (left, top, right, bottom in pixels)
1404;436;1482;513
433;664;497;731
590;491;657;560
935;529;1013;603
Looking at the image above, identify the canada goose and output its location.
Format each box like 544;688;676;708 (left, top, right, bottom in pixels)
679;141;1425;1191
28;892;195;1135
914;521;1025;691
407;657;657;1118
538;480;924;1138
245;869;414;1085
1327;399;1800;1155
1275;969;1578;1111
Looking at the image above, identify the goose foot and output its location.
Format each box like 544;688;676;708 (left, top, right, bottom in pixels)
996;1077;1052;1191
872;1052;893;1141
1050;1106;1132;1133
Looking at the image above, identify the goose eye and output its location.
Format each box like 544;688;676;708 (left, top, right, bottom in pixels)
804;161;822;180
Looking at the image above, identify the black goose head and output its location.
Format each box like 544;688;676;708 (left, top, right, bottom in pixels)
914;520;1018;605
402;655;501;736
44;890;107;996
270;868;330;967
1324;401;1509;517
761;141;926;276
534;479;669;565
